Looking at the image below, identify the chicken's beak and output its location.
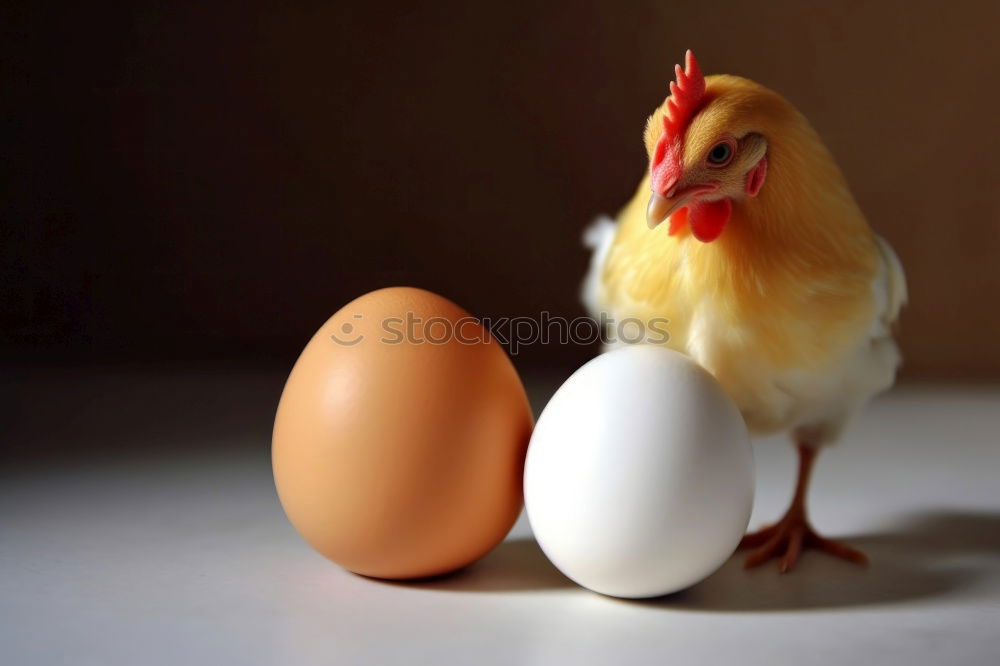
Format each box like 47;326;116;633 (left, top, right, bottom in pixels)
646;184;720;229
646;191;688;229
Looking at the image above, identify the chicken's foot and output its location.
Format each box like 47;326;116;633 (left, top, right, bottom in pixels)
739;442;868;572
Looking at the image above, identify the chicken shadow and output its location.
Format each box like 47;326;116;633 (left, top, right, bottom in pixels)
644;509;1000;612
369;510;1000;608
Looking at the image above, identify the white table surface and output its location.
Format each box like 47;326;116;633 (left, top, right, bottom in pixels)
3;368;999;665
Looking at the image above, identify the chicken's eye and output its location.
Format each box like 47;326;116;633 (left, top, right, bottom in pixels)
707;141;734;167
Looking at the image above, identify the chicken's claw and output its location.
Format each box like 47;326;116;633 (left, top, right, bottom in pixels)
739;515;868;572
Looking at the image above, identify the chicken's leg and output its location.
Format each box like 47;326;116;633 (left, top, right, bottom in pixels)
739;442;868;572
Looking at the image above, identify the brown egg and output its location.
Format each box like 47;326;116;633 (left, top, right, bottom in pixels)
272;287;533;579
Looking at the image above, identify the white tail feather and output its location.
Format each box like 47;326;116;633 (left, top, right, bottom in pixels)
580;217;618;318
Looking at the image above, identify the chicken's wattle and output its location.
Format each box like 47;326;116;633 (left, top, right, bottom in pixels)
669;198;732;243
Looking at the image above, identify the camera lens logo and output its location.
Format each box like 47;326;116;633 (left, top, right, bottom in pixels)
330;315;364;346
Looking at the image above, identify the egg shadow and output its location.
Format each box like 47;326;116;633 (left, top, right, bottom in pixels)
368;538;574;593
620;510;1000;612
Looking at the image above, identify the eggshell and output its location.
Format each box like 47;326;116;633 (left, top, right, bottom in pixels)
524;345;753;598
273;287;532;580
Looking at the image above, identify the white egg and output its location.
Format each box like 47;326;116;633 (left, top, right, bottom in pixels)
524;345;754;598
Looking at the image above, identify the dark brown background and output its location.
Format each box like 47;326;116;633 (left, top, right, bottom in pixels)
4;1;999;377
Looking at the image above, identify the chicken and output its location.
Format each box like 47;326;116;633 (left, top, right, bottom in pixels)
582;50;907;572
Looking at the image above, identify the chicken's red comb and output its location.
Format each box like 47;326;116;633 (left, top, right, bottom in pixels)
662;50;706;140
650;50;706;195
